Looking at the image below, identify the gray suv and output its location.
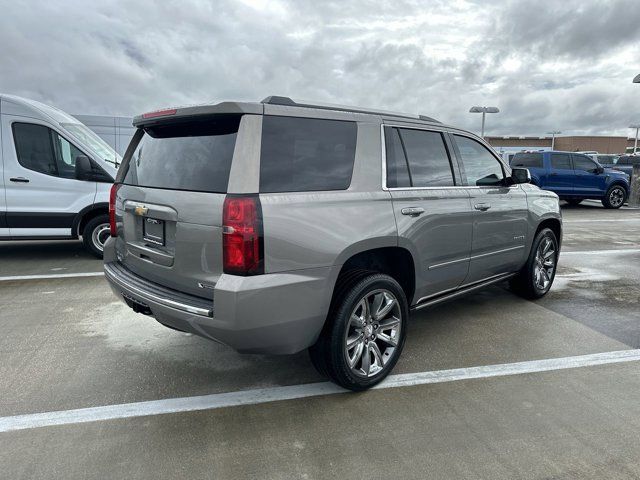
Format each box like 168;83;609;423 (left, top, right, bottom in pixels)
104;96;562;391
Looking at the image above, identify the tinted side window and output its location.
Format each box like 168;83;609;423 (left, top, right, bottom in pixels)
260;116;357;193
12;123;58;176
511;153;543;168
573;155;598;172
454;135;504;186
551;153;571;169
384;127;411;188
397;129;454;187
13;123;90;179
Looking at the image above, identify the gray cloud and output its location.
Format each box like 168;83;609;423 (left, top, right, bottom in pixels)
0;0;638;137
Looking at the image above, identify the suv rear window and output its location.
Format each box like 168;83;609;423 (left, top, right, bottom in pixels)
121;115;240;193
260;116;357;193
511;153;543;168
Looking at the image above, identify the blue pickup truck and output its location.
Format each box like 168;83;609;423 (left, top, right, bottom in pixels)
511;151;630;209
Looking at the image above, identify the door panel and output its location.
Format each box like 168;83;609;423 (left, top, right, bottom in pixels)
450;134;528;284
2;115;97;237
384;126;473;303
572;154;606;196
465;186;528;284
391;189;473;301
546;153;574;196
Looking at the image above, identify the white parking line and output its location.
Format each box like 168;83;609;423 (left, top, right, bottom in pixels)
562;248;640;255
564;218;640;223
0;272;104;282
1;349;638;434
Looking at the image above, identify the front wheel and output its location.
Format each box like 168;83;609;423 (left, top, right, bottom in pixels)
309;273;408;391
602;185;626;209
510;228;559;299
82;214;110;258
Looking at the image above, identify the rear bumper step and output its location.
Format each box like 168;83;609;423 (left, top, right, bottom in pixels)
104;262;213;317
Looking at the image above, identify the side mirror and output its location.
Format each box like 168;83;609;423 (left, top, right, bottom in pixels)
75;156;92;180
510;167;531;184
596;166;604;174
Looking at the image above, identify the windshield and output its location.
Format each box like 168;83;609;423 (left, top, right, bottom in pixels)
61;122;122;167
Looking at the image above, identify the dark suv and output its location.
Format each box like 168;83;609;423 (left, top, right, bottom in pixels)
511;151;630;208
104;96;562;390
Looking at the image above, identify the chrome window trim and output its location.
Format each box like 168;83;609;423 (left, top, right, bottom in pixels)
381;123;514;192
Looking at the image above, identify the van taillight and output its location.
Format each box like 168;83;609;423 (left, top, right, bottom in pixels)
222;195;264;276
109;184;120;237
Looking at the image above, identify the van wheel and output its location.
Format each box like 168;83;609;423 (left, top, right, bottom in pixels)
602;185;626;209
309;273;408;391
82;214;110;258
510;228;558;299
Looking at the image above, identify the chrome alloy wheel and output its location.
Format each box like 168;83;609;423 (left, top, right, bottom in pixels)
344;289;402;378
609;187;625;208
533;236;556;291
91;223;111;253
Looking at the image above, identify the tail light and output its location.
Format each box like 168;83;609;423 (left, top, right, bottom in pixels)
223;195;264;276
109;184;120;237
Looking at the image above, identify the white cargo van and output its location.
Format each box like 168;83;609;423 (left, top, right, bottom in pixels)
0;94;119;257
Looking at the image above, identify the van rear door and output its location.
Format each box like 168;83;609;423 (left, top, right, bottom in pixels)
114;114;243;299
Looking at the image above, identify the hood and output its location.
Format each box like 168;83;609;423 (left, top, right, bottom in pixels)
605;167;630;180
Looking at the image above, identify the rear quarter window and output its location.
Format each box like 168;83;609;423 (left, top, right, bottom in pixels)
259;116;357;193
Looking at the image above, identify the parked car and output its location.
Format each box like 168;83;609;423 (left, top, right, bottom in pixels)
595;154;640;177
0;94;119;256
510;150;630;208
104;96;562;391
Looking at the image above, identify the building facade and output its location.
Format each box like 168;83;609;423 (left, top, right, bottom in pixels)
486;135;634;154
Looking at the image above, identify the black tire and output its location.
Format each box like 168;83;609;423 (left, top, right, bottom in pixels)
510;228;559;300
82;214;110;259
309;273;408;391
602;185;627;209
566;199;582;206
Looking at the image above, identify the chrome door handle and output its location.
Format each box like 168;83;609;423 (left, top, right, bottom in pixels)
474;203;491;211
9;177;30;183
401;207;425;217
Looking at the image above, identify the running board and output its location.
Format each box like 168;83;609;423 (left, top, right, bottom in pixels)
411;273;516;311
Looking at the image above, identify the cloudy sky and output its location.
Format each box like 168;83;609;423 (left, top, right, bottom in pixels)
1;0;639;136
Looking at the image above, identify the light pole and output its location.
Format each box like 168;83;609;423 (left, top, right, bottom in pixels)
469;106;499;138
547;131;561;150
630;124;640;154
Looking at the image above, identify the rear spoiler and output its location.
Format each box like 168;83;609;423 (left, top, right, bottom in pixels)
133;101;263;128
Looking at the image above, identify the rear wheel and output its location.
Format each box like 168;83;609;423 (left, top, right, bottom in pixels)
309;273;408;391
82;214;110;258
510;228;558;299
602;185;626;209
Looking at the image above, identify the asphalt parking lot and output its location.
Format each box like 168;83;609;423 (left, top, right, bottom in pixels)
1;200;640;479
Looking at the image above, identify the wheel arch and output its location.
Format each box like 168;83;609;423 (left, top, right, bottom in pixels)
534;217;562;249
608;180;630;194
332;245;416;307
73;203;109;237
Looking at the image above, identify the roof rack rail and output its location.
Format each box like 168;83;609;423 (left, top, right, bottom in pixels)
261;96;440;123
